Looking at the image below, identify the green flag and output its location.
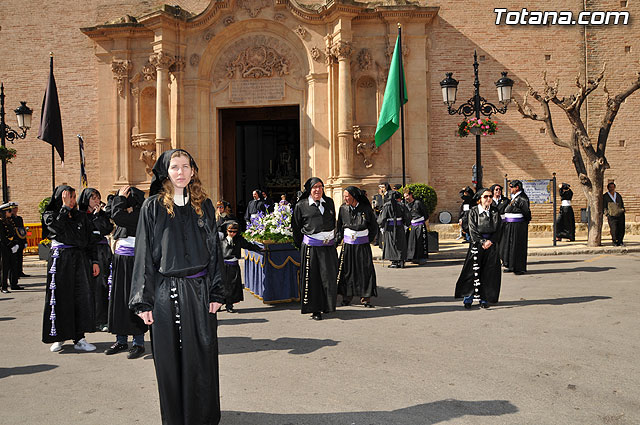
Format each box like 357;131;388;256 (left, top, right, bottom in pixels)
375;35;408;147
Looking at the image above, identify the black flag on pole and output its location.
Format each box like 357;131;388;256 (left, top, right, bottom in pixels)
37;56;64;164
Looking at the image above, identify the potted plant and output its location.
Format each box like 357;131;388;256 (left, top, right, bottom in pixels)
457;117;498;137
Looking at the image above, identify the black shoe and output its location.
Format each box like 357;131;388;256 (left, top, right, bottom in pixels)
341;300;351;306
225;305;235;313
362;302;374;308
1;288;10;294
514;271;526;275
127;345;145;359
104;342;128;355
464;302;472;310
480;302;490;309
311;312;322;321
19;273;30;278
10;285;24;290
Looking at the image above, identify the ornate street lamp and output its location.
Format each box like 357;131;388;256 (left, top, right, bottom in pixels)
0;83;33;202
440;51;514;189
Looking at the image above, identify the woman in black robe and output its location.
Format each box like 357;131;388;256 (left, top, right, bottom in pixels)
404;188;429;264
500;180;531;274
105;185;148;359
219;220;262;313
41;185;98;352
78;188;113;332
129;149;225;425
377;190;411;268
336;186;378;308
292;177;338;321
555;183;575;241
489;184;509;260
455;188;503;309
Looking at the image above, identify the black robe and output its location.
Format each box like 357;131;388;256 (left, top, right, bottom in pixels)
336;202;378;299
108;194;147;336
406;199;429;261
220;234;261;305
455;205;503;303
86;209;113;327
292;196;338;314
603;191;625;245
555;188;575;240
244;199;267;224
41;206;96;343
377;200;411;262
500;192;531;273
130;197;224;425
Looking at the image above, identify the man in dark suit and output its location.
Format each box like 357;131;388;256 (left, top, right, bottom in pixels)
602;182;625;246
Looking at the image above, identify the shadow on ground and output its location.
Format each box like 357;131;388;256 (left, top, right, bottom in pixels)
0;364;58;379
524;266;615;275
222;398;518;424
219;336;339;355
218;317;269;326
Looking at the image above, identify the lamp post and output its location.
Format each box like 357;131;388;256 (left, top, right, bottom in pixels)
0;83;33;203
440;51;514;189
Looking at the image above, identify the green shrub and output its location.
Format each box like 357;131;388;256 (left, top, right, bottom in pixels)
400;183;437;217
38;197;51;220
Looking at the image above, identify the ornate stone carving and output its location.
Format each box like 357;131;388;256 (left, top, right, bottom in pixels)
131;133;156;177
273;12;286;22
331;40;353;60
358;78;375;88
239;0;269;18
111;60;132;97
357;48;373;71
354;125;379;169
310;46;324;63
204;30;215;41
141;61;156;81
190;54;200;67
212;35;303;88
294;25;307;38
226;45;290;79
170;57;186;73
223;16;235;26
149;51;175;70
324;33;336;64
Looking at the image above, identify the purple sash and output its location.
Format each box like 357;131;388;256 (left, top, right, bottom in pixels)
186;269;207;279
114;246;135;256
481;233;492;239
410;220;425;227
303;235;335;247
344;235;369;245
98;238;109;245
51;244;76;249
224;259;239;265
504;217;525;223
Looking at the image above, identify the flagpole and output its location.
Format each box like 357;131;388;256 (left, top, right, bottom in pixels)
398;24;406;189
51;145;55;194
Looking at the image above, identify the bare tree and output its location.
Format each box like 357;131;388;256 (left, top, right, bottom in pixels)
514;65;640;246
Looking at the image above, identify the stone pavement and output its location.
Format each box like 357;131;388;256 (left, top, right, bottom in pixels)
3;252;640;424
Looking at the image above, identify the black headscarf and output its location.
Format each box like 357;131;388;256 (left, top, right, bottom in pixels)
149;149;199;197
78;188;100;212
473;187;491;204
300;177;327;201
459;186;475;204
42;185;74;239
344;185;370;207
489;183;503;195
128;187;146;209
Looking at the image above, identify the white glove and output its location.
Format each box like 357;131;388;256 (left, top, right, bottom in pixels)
11;245;19;253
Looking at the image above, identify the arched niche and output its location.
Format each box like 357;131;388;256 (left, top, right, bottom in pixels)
355;76;377;126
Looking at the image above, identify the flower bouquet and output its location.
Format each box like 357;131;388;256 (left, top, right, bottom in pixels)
244;203;294;244
458;118;498;137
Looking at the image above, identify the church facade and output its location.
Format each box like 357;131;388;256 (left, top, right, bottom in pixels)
1;0;638;223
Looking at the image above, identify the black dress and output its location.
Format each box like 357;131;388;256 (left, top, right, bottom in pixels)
86;209;113;327
292;196;338;314
455;205;503;303
129;196;224;425
555;188;575;241
42;204;96;343
377;200;411;262
220;234;262;305
500;192;531;273
108;194;147;337
406;199;429;261
336;202;378;299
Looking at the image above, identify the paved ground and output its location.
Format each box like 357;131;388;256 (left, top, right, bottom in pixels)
2;251;640;424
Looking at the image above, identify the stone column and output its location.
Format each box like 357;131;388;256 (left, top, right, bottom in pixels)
332;40;354;178
150;52;175;157
111;59;132;183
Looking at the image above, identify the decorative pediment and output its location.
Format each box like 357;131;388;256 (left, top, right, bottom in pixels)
226;45;290;79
